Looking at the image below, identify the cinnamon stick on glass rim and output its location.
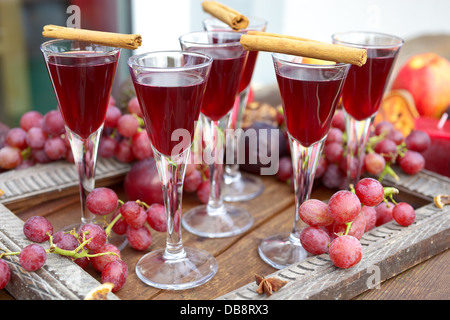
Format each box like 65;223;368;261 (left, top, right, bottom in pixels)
42;25;142;50
241;31;367;67
202;1;249;31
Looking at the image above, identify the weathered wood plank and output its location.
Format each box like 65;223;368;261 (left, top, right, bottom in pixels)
0;203;119;300
216;203;450;300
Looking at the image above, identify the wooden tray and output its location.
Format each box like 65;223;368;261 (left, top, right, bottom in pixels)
217;168;450;300
0;160;448;300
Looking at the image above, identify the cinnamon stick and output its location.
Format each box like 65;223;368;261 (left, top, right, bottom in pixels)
202;1;249;31
42;25;142;50
241;32;367;67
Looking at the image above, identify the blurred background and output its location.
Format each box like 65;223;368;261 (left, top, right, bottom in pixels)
1;0;450;127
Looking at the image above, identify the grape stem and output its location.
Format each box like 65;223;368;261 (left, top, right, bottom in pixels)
0;232;120;261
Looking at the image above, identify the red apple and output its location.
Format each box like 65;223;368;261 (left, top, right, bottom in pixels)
392;53;450;118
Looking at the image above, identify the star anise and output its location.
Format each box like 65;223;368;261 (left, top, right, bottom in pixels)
254;274;288;296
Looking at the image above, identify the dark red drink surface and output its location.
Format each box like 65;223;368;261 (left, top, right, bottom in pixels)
341;55;396;121
276;67;345;147
132;72;207;156
47;52;118;139
196;47;247;121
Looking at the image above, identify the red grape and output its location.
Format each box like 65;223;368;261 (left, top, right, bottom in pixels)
364;152;386;175
375;201;394;226
184;169;202;193
0;146;23;169
276;156;293;182
360;205;377;232
99;135;118;159
374;139;398;162
0;259;11;290
131;130;153;160
321;163;345;189
299;226;331;255
110;210;128;235
19;244;47;271
405;130;430;152
120;201;147;228
332;213;366;240
23;216;53;243
299;199;334;227
102;260;128;292
354;178;384;207
327;190;361;223
31;148;51;164
374;121;394;136
398;150;425;175
26;127;48;149
52;231;78;251
42;110;65;136
387;129;404;145
328;235;362;269
91;243;121;273
392;202;416;226
20;110;43;132
114;140;135;163
104;105;122;128
196;180;210;204
325;127;343;145
324;142;344;164
5;128;27;150
146;203;167;232
86;187;119;216
126;226;152;251
44;136;67;160
117;114;139;138
127;96;143;117
331;109;345;132
78;223;107;251
314;156;328;180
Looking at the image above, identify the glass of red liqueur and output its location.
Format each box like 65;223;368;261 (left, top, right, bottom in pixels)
331;32;403;188
203;17;268;203
40;40;126;247
179;31;253;238
128;51;217;290
258;54;351;269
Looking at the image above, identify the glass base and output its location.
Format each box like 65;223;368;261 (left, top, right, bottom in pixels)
135;247;217;290
258;232;308;269
182;204;253;238
61;222;128;251
222;172;264;202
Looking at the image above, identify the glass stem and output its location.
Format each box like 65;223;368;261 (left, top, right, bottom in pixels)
224;85;251;181
289;134;325;239
66;126;103;225
202;113;231;211
344;111;375;188
153;147;190;260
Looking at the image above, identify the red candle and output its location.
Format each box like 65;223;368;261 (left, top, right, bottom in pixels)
414;116;450;177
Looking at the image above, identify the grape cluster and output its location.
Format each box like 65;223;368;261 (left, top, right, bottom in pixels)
275;109;431;189
298;177;415;269
0;212;127;292
0;96;154;171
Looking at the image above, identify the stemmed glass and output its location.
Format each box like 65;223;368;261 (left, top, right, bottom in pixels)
203;17;268;202
331;32;404;188
258;54;350;269
128;51;217;289
40;40;125;248
179;31;253;238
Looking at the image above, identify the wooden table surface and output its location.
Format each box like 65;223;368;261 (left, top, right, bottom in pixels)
0;172;448;301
